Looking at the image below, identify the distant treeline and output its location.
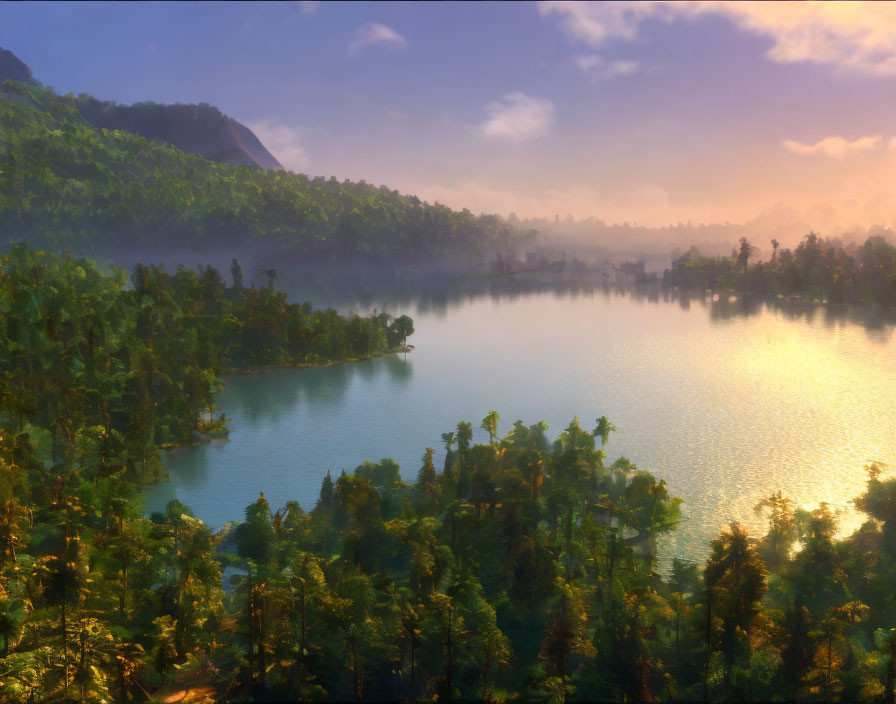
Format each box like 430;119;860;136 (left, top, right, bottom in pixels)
665;233;896;306
0;80;531;258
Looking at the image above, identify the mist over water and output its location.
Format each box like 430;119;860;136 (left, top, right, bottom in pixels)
144;280;896;564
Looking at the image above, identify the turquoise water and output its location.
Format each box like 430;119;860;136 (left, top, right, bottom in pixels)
144;284;896;562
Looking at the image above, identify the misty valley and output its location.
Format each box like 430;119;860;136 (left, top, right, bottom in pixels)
6;5;896;703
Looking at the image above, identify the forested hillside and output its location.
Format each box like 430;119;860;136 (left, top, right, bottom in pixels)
0;80;526;259
73;96;284;171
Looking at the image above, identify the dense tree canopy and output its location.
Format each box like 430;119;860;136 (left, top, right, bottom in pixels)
0;80;529;258
2;96;896;698
2;248;896;701
666;233;896;306
0;246;896;702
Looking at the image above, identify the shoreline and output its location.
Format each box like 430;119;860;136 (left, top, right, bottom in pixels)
221;345;412;377
158;345;413;453
663;285;893;310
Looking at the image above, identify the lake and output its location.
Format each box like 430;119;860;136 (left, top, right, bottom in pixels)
144;277;896;564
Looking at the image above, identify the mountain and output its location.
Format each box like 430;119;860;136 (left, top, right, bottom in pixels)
0;79;518;259
0;47;40;86
74;96;284;170
0;46;282;170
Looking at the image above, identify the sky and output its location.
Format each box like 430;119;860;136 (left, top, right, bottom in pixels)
4;1;896;234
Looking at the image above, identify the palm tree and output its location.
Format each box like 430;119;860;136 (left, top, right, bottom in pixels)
440;432;455;477
455;422;473;457
737;237;755;295
593;416;616;451
703;522;767;698
44;549;83;699
481;410;500;445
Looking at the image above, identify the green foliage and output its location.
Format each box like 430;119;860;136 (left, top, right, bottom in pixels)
0;80;524;258
2;243;896;701
665;232;896;306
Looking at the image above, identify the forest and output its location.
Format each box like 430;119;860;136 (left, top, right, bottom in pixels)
665;233;896;306
0;80;529;259
0;244;894;703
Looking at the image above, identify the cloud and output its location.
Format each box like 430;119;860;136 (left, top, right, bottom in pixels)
245;119;311;172
782;135;883;158
349;23;406;55
575;54;603;72
576;54;641;79
540;1;896;76
539;1;673;46
285;2;318;24
602;59;640;78
479;92;555;142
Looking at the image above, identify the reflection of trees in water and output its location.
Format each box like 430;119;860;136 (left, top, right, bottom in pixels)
276;265;633;317
382;354;413;383
704;294;895;341
221;356;414;425
619;284;895;339
267;264;896;339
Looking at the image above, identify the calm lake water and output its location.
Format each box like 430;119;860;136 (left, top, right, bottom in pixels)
144;279;896;563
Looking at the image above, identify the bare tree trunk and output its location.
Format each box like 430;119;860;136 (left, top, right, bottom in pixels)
79;626;86;704
351;633;362;702
300;579;307;655
257;589;266;688
120;556;128;618
446;607;454;703
61;601;68;700
704;588;712;702
247;568;255;687
410;638;417;704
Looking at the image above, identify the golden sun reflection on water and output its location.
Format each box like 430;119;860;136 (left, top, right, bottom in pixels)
153;291;896;567
674;307;893;551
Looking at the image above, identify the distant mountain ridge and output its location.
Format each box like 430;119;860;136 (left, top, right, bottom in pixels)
0;78;518;259
74;96;284;170
0;46;283;170
0;47;40;86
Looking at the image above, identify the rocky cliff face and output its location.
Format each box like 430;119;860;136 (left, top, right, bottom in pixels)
75;97;284;170
0;46;283;171
0;47;40;86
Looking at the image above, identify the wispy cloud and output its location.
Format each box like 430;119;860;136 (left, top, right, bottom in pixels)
245;119;311;172
285;1;319;24
540;1;896;76
538;1;670;47
782;135;882;158
479;92;554;143
576;54;641;79
349;23;406;55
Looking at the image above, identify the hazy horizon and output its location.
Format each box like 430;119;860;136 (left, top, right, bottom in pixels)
6;1;896;242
